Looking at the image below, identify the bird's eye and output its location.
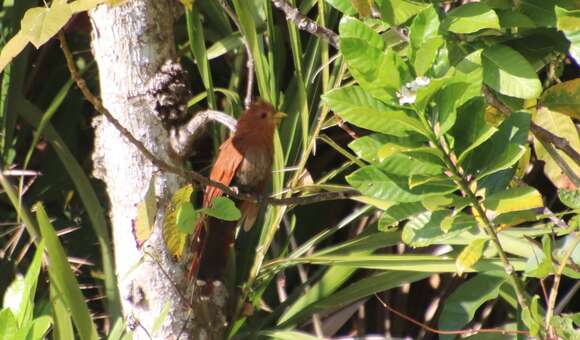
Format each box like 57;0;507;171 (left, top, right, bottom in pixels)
260;111;267;119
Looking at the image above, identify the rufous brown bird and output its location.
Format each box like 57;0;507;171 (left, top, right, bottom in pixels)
190;100;285;290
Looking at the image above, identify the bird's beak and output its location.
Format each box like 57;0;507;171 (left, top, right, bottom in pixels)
273;111;286;124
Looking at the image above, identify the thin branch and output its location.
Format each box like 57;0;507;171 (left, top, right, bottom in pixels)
482;86;580;168
58;31;358;207
375;294;529;336
544;235;580;337
270;0;339;49
170;110;237;157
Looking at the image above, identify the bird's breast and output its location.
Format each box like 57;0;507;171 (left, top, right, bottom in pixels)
236;147;272;189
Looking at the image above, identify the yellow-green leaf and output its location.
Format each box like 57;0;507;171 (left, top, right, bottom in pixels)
540;78;580;120
68;0;107;13
456;238;487;275
162;185;194;259
350;0;372;17
179;0;193;11
533;107;580;189
133;177;157;248
21;4;73;48
483;186;543;215
0;32;29;74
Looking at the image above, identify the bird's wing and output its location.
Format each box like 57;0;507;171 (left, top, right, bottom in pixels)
203;137;244;207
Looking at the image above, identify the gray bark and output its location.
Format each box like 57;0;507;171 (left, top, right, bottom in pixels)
89;1;227;338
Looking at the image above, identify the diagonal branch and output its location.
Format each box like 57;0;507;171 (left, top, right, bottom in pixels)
270;0;340;49
482;86;580;168
59;31;357;207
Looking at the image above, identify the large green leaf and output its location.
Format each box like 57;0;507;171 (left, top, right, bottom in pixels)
438;272;508;339
519;0;557;27
323;86;424;137
339;17;410;103
540;78;580;120
378;202;425;229
462;111;530;183
326;0;357;15
403;211;478;247
482;45;542;99
374;0;429;26
450;98;497;164
409;5;440;48
484;186;544;215
555;6;580;63
35;203;98;340
444;3;500;33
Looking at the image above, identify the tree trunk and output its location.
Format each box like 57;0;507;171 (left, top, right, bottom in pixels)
89;1;227;338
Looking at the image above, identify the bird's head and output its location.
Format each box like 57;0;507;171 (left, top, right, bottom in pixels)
237;100;286;132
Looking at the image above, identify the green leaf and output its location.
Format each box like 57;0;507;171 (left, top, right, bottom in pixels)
175;202;198;234
456;238;488;275
403;211;478;247
533;107;580;189
409;5;440;48
451;97;497;164
444;3;500;33
326;0;357;15
323;86;425;137
519;0;557;27
525;235;554;278
348;134;424;163
162;185;193;258
35;203;98;340
540;78;580;120
438;272;507;339
206;197;241;221
0;32;29;74
14;239;44;327
558;188;580;209
374;0;428;26
484;186;544;215
20;3;72;48
206;32;244;60
378;202;425;229
0;309;18;340
51;283;74;340
496;9;536;28
414;37;444;76
26;315;52;340
482;45;542;99
522;295;543;336
133;176;157;247
339;17;410;103
463;111;530;183
556;6;580;63
434;82;469;134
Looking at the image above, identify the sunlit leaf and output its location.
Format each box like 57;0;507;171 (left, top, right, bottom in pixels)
205;197;241;221
0;32;28;74
484;186;543;215
21;4;72;48
374;0;429;26
555;6;580;63
444;3;500;33
456;238;487;275
482;45;542;99
558;188;580;209
175;202;198;234
403;211;477;247
133;177;157;248
163;185;194;258
540;78;580;120
533;107;580;189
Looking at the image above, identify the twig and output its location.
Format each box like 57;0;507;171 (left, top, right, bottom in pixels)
219;1;254;109
544;235;579;337
270;0;339;49
58;31;359;207
482;86;580;168
170;110;237;157
375;294;529;336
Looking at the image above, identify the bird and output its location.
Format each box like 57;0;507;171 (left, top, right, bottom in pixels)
189;100;285;291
